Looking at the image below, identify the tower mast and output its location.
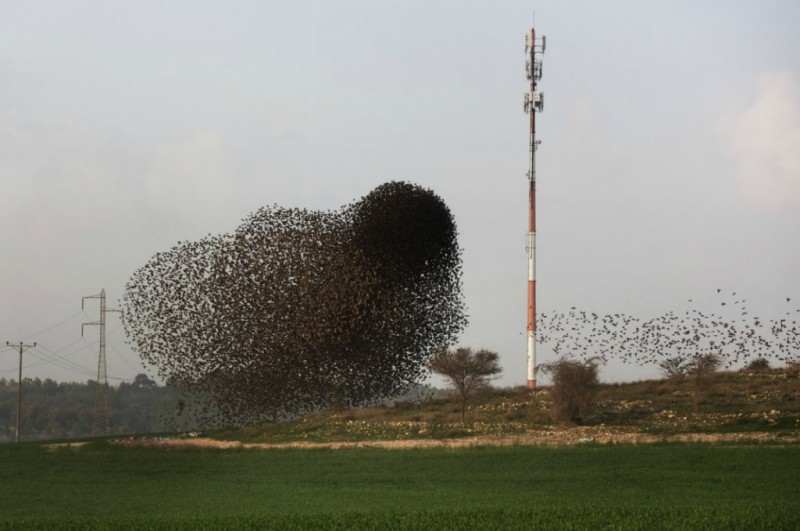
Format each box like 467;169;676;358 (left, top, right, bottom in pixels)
524;27;546;388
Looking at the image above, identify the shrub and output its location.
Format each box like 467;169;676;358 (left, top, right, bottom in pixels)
745;358;770;371
538;357;602;424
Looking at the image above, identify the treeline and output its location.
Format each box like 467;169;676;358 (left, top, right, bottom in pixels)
0;374;219;443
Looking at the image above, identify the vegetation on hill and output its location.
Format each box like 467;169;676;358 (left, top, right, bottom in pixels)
215;366;800;443
2;365;798;444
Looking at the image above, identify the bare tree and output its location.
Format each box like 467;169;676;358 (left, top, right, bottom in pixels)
428;347;502;422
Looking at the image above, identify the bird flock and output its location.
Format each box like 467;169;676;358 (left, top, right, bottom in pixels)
537;289;799;372
122;182;466;422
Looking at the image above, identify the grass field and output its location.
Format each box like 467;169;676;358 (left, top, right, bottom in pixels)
1;441;798;529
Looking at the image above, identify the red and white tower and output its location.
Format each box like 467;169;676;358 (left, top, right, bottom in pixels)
523;27;545;388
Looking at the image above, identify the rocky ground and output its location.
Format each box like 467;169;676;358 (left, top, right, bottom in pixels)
117;425;799;450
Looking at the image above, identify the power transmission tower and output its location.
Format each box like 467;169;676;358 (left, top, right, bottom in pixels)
5;341;36;443
82;289;121;437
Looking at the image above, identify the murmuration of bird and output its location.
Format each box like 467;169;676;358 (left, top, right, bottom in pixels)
537;289;799;371
121;182;467;423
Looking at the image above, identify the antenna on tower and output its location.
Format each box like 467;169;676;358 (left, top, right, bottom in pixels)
523;25;546;389
82;289;121;436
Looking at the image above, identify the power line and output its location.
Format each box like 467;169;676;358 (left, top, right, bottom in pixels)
2;304;139;384
107;341;142;374
0;338;98;373
29;346;96;378
1;338;138;383
18;310;86;341
3;348;135;383
37;334;96;360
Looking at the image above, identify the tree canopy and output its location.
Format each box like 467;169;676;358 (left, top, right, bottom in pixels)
428;347;501;422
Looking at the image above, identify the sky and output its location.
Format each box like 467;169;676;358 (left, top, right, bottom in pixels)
1;1;799;388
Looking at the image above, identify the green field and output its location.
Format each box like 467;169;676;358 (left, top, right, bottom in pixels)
1;441;798;529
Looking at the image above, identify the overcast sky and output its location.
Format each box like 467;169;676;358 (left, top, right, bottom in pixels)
1;1;799;388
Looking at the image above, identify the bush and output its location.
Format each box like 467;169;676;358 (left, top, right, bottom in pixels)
745;358;770;371
538;357;602;424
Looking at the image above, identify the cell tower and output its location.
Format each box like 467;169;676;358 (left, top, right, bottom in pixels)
523;27;546;388
82;289;121;436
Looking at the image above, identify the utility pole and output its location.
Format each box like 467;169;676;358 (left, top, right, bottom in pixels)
82;289;121;436
5;341;36;443
523;26;546;388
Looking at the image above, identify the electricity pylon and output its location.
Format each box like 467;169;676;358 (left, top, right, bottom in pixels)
82;289;121;436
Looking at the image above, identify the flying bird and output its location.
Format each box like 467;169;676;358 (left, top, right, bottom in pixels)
121;182;467;422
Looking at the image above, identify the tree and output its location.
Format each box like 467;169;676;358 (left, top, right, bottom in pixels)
659;356;690;379
428;347;502;422
132;373;157;390
539;357;602;425
688;353;721;377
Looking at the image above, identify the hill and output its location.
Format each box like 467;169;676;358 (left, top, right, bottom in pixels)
204;366;800;446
